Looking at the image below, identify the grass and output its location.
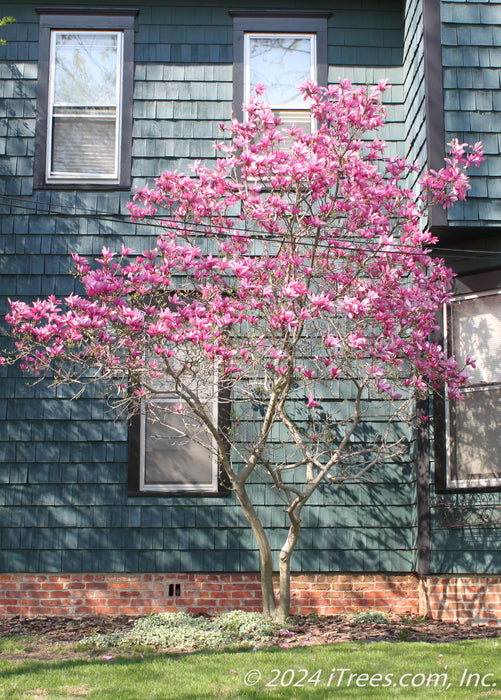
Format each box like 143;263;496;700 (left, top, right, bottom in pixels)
0;636;38;655
0;639;500;699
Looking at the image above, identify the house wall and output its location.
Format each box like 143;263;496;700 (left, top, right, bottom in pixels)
1;0;500;622
403;0;426;173
1;572;501;625
0;0;418;581
427;0;501;576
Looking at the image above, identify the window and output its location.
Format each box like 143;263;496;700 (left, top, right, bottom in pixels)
231;11;329;123
128;359;230;496
35;11;136;188
435;270;501;490
48;31;122;180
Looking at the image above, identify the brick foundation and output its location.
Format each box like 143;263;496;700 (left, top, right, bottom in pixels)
420;576;501;625
0;573;500;625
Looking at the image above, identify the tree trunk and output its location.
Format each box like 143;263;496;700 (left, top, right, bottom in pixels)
259;543;277;619
276;519;301;623
277;552;291;624
233;480;277;618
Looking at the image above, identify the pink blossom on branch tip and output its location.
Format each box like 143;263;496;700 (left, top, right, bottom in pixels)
307;395;320;408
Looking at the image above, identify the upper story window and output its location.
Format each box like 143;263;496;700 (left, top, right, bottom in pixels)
48;31;122;181
231;11;329;124
435;270;501;491
35;11;136;189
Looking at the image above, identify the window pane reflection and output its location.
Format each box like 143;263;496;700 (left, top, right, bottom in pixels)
249;35;312;107
54;33;118;106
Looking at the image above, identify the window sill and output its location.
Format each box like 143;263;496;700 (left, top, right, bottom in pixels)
34;182;132;191
127;488;231;498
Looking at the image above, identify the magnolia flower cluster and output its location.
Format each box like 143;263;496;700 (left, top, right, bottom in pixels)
3;80;483;408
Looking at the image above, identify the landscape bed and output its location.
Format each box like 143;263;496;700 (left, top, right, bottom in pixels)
0;613;499;660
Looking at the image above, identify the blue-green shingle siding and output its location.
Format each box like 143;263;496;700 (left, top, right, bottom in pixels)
0;0;427;577
425;1;501;574
441;0;501;225
403;0;426;192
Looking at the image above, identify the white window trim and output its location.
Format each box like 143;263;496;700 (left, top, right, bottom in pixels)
243;32;317;133
444;288;501;489
46;29;124;184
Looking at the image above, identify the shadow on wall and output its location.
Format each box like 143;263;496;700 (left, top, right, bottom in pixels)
419;574;501;625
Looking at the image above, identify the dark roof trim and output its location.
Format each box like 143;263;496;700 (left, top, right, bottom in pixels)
433;225;501;241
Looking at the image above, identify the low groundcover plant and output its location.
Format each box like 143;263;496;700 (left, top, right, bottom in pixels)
79;610;280;652
352;610;391;625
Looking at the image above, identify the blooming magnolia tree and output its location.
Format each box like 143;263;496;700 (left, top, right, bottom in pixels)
2;80;483;621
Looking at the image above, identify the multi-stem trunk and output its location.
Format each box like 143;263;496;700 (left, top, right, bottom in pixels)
232;478;277;618
231;451;303;621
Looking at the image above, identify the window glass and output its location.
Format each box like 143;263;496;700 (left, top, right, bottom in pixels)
139;357;220;494
449;387;501;485
245;33;315;133
248;35;313;107
53;33;118;106
450;292;501;385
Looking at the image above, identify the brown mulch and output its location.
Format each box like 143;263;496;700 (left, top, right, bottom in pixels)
278;614;501;645
0;616;138;661
0;614;499;661
0;615;136;643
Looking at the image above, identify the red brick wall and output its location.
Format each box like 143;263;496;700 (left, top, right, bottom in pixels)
0;573;499;625
420;576;501;625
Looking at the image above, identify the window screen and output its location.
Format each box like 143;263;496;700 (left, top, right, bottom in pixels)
140;396;218;493
135;352;221;494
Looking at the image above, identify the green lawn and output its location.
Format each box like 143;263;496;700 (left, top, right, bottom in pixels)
0;639;500;699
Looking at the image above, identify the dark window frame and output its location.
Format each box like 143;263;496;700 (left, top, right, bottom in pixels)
230;11;330;122
435;267;501;493
34;9;137;190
